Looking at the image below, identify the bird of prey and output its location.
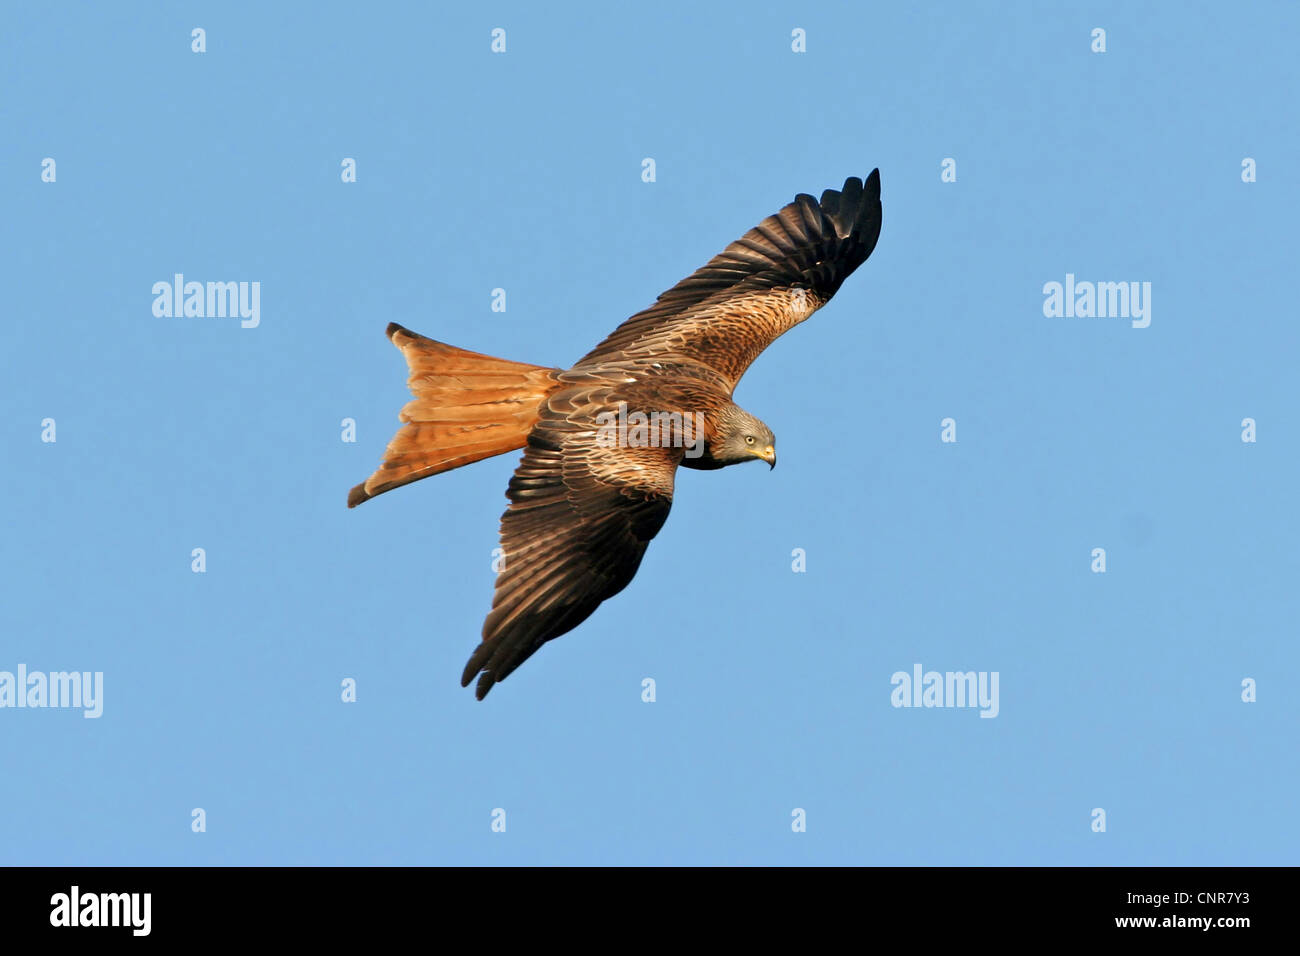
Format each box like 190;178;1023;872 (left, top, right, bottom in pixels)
349;170;882;698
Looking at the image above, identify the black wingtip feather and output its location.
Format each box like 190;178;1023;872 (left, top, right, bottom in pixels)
576;167;883;369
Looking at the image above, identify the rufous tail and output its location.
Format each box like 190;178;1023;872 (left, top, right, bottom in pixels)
347;323;561;508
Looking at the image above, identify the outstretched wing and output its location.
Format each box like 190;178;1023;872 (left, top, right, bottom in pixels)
463;386;681;699
574;170;882;391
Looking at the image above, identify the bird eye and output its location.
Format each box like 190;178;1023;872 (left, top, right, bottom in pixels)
745;436;755;445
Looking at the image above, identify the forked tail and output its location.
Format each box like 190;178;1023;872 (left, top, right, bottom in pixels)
347;323;561;507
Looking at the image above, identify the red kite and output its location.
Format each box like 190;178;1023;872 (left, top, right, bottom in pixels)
350;171;882;698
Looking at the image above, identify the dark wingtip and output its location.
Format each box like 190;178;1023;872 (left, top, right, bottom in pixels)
462;641;489;687
385;322;408;341
463;641;499;699
346;483;371;509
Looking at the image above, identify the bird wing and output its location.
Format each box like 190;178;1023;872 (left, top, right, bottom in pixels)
574;170;882;391
463;384;682;699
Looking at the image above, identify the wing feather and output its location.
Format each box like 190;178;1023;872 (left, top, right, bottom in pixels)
462;387;681;699
575;170;882;389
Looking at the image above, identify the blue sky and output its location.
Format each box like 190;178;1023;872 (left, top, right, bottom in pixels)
1;1;1295;865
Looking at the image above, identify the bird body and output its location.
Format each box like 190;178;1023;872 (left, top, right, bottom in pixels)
350;171;882;698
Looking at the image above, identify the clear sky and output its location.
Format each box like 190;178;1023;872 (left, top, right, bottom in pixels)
1;1;1295;865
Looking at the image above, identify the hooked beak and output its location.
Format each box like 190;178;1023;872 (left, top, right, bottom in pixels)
755;445;776;469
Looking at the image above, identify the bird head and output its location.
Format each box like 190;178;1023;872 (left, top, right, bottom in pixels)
713;405;776;469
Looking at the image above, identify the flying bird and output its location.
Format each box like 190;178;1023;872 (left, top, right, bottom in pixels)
349;170;882;698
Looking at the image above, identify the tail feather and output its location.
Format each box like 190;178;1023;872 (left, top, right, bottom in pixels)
348;323;561;507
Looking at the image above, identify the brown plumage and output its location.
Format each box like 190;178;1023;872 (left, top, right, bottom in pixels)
350;170;882;698
346;332;560;508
